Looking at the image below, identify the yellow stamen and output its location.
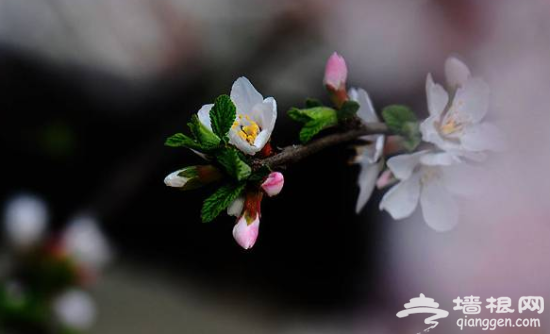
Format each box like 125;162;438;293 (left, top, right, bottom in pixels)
234;114;262;144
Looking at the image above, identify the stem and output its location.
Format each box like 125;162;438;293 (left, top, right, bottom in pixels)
253;121;389;169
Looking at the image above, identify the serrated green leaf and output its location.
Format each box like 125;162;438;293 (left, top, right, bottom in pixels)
287;107;312;123
216;148;252;181
165;133;203;150
201;183;246;223
338;100;360;121
381;105;418;133
305;98;323;108
210;95;236;141
188;115;221;150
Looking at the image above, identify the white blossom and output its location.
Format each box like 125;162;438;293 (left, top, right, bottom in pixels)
379;150;476;231
420;56;504;161
197;77;277;155
63;216;112;272
350;88;385;213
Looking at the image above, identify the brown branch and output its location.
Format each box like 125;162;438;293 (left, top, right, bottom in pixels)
253;122;389;169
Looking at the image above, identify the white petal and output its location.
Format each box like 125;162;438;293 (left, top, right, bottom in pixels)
356;160;383;213
197;104;214;131
420;179;459;231
440;164;482;197
228;132;259;155
227;196;245;217
426;74;449;117
453;77;490;124
386;150;428;180
419;151;457;166
164;170;188;188
460;122;505;152
445;56;471;87
256;97;277;132
230;77;263;115
350;88;378;123
379;173;421;219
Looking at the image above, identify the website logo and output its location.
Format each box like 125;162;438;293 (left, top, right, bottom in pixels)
396;293;449;332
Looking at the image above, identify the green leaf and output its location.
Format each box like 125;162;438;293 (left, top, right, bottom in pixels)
305;98;323;108
210;95;237;141
188;115;221;150
381;105;418;133
287;108;311;123
382;105;421;151
338;100;360;121
401;122;422;151
216;148;252;181
201;182;246;223
165;133;202;150
301;108;339;143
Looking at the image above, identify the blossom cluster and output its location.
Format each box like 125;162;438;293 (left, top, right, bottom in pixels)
1;194;112;333
164;52;502;249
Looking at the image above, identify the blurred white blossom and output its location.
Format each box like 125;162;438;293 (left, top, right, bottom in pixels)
3;194;48;248
62;216;112;272
351;88;384;213
53;289;97;330
420;57;504;161
379;150;477;231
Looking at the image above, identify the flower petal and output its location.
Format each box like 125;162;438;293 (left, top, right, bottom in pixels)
356;160;383;213
386;150;428;180
379;172;421;219
460;122;505;152
230;77;263;116
419;151;457;166
420;178;459;231
233;215;260;250
426;74;449;117
197;104;214;131
453;77;490;124
445;56;471;88
349;88;378;123
227;196;245;217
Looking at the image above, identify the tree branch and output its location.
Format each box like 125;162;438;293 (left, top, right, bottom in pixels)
253;122;389;169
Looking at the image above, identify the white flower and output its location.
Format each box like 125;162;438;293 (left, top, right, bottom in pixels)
197;77;277;155
350;88;385;213
420;56;504;161
3;194;48;248
379;150;475;231
63;216;112;272
53;289;96;330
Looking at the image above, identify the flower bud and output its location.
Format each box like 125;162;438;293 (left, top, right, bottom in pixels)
261;172;284;197
164;165;221;190
324;52;349;107
233;214;260;250
376;170;394;189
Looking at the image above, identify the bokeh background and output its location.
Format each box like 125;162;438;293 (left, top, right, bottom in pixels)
0;0;549;333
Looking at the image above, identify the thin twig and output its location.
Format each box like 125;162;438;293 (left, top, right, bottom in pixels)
253;122;389;169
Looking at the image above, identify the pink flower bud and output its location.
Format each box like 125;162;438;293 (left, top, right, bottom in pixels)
376;170;394;189
232;214;260;250
324;52;348;91
261;172;284;197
